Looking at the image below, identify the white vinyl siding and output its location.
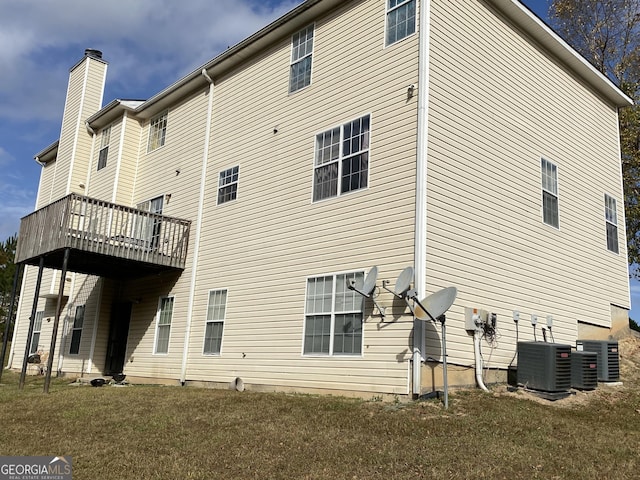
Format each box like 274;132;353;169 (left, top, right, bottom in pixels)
605;194;619;253
303;272;364;356
97;125;111;170
541;158;559;228
147;110;168;152
217;166;239;205
203;290;227;355
154;297;174;354
386;0;416;46
289;25;314;93
313;115;370;201
29;311;44;355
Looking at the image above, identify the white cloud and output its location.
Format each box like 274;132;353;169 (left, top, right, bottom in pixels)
0;0;303;122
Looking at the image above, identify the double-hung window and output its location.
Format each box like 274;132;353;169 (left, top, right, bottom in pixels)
69;305;85;355
605;194;619;253
154;296;174;354
303;272;364;356
218;166;239;205
386;0;416;46
97;125;111;170
313;115;370;202
203;290;227;355
147;110;168;152
29;311;44;355
290;25;314;93
541;158;559;228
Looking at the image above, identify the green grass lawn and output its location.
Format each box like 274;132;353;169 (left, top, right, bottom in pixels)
1;338;640;480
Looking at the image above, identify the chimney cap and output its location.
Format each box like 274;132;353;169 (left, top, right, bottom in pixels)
84;48;103;59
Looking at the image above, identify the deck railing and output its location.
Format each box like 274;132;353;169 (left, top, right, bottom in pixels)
16;194;191;269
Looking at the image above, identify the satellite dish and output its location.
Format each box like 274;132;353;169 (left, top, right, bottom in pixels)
394;266;414;296
362;266;378;297
414;287;457;321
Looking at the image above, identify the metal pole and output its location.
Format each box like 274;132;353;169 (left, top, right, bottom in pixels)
19;258;45;390
0;263;23;383
440;315;449;410
44;248;69;393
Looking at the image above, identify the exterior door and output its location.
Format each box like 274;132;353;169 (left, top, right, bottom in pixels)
104;302;132;375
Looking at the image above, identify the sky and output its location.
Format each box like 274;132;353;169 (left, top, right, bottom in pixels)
1;0;637;319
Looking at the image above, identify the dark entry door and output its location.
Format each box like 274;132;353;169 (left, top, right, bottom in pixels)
104;302;132;375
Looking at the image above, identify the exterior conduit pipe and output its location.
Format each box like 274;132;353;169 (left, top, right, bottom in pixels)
413;0;431;395
180;70;215;385
474;329;489;392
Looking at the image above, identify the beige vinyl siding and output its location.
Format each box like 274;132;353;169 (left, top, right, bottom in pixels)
37;162;56;209
58;275;101;373
114;116;142;206
427;0;629;368
186;0;420;394
89;120;123;202
89;279;114;374
51;57;106;201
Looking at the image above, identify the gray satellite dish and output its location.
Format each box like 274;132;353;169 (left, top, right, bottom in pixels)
394;266;414;296
414;287;457;321
362;266;378;297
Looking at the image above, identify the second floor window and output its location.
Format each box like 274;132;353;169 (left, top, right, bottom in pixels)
290;25;314;93
147;110;168;152
541;158;559;228
218;166;239;205
97;125;111;170
314;115;370;202
386;0;416;46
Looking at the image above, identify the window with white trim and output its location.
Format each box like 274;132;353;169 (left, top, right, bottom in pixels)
541;158;559;228
203;289;227;355
386;0;416;46
313;115;370;202
147;110;168;152
29;311;44;355
605;194;619;253
154;296;174;354
69;305;85;355
290;25;314;93
217;166;239;205
303;272;364;356
97;125;111;170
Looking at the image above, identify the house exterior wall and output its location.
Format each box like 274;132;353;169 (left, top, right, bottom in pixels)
424;0;630;374
10;0;630;397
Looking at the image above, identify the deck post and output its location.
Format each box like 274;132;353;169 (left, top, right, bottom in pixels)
19;257;45;389
44;248;70;393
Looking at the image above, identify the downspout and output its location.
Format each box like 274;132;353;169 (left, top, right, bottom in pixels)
413;0;431;395
180;70;215;384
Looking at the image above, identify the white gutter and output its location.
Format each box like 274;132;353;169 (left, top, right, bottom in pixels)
84;123;96;194
413;0;431;395
180;71;215;384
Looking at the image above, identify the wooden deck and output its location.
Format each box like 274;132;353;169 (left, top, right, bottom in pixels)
16;194;191;277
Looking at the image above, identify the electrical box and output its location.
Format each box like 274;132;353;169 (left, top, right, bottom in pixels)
464;307;487;331
517;342;572;392
576;340;620;382
571;351;598;390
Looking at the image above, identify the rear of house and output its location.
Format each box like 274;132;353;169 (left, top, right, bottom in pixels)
7;0;631;397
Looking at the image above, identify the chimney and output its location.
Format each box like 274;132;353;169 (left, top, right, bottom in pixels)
84;48;103;59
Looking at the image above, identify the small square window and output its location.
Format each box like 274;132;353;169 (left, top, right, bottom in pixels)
218;166;239;204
